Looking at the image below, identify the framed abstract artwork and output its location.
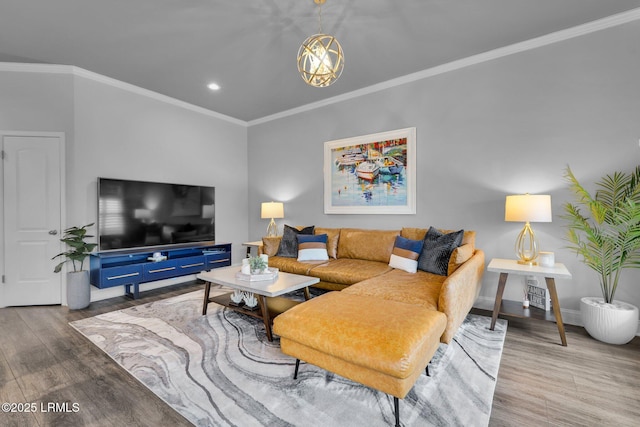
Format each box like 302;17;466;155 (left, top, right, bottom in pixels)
324;127;416;214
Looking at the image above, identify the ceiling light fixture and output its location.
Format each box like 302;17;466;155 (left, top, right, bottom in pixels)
207;82;220;91
297;0;344;88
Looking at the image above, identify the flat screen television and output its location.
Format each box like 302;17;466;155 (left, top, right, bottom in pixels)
97;177;215;252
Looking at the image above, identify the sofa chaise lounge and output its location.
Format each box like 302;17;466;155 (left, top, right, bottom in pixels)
263;226;485;344
265;226;484;426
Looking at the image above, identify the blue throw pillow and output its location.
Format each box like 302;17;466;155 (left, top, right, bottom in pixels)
276;225;315;258
297;234;329;261
389;236;424;273
418;227;464;275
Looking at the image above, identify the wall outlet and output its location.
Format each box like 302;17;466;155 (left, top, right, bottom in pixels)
525;275;539;287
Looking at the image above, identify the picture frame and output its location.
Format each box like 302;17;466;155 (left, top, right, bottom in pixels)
324;127;416;214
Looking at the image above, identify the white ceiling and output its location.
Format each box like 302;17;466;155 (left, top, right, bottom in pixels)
2;0;640;122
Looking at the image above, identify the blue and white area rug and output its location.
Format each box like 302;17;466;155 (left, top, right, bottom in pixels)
70;290;507;427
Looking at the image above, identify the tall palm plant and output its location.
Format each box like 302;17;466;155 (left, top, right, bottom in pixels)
562;166;640;303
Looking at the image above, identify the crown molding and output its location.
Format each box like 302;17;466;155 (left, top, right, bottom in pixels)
0;62;248;127
248;7;640;126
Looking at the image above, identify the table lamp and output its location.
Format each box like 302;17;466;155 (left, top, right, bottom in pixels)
505;194;552;265
261;201;284;237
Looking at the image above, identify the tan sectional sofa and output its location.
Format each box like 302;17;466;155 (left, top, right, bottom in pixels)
262;226;485;344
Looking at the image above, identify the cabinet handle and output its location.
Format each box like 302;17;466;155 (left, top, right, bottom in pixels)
148;267;176;274
181;262;204;269
108;272;140;280
209;258;230;264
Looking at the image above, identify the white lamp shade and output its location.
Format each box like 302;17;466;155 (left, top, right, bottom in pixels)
505;194;552;223
261;202;284;219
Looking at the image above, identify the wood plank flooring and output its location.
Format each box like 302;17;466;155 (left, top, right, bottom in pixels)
474;310;640;427
0;281;638;426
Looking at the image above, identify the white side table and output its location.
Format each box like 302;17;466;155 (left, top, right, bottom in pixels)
242;240;263;258
487;258;572;346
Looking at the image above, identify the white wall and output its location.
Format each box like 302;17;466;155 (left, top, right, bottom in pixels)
72;75;249;299
0;67;249;301
247;20;640;325
0;70;74;132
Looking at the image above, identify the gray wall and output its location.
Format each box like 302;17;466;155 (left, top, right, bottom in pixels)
0;70;74;132
1;68;249;301
247;20;640;322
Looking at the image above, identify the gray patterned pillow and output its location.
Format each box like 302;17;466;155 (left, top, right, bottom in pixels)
276;225;315;258
417;227;464;275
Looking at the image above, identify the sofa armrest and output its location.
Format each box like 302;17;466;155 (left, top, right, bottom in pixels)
438;249;485;343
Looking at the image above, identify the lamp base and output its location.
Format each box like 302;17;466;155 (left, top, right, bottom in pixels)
266;219;278;237
514;222;539;266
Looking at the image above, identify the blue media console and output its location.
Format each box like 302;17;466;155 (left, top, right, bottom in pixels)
90;242;232;298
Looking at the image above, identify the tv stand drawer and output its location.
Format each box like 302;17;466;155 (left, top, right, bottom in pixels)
205;251;231;268
176;255;207;275
100;265;144;288
144;260;179;281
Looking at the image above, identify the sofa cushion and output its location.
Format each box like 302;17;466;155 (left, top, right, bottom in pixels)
308;259;393;286
337;228;400;263
444;229;475;248
276;225;314;258
267;255;325;275
342;269;444;311
448;243;474;275
262;236;282;256
297;234;329;261
314;227;341;259
388;236;423;273
417;227;464;275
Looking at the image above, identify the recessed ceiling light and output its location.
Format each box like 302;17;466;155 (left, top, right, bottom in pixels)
207;82;221;91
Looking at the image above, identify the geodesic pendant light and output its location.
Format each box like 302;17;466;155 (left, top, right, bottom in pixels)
297;0;344;87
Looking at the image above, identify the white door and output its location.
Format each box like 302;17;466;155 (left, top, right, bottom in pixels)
1;132;64;307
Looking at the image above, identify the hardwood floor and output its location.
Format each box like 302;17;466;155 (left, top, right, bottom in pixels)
475;310;640;427
1;282;638;426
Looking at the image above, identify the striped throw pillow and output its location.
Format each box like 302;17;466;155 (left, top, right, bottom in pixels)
297;234;329;261
389;236;424;273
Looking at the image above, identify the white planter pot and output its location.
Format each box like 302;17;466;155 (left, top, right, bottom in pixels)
580;297;639;345
67;270;90;310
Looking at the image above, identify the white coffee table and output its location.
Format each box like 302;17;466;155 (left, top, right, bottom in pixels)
198;266;320;341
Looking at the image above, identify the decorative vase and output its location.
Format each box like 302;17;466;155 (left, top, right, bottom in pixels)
67;270;90;310
580;297;639;345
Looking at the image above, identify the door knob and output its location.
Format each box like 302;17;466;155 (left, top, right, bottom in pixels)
49;230;58;235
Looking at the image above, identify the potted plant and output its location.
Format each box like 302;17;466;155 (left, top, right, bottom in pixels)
249;256;268;275
52;223;97;309
562;166;640;344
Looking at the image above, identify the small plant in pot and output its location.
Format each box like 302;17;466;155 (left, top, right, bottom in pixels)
52;223;97;310
248;256;268;275
562;166;640;344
